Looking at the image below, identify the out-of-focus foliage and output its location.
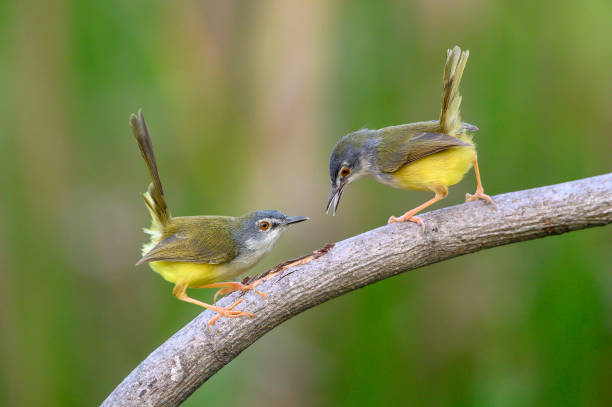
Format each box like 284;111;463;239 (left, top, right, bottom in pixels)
1;0;611;406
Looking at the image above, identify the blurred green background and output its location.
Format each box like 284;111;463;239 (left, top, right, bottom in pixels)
1;0;611;405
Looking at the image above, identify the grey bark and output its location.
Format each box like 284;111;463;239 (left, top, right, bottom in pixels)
102;173;612;406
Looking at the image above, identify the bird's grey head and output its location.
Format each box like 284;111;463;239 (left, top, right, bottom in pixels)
236;210;308;255
327;129;375;215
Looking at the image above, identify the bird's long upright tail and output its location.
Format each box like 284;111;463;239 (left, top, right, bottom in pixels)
439;46;469;135
129;109;170;237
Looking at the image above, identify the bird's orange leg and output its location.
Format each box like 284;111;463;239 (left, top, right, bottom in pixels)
173;284;254;330
466;155;493;204
388;186;447;231
192;281;267;304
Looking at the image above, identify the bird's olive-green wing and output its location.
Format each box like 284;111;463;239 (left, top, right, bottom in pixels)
376;130;472;173
136;216;238;265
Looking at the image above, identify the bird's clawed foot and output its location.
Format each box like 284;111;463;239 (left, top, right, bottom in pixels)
465;189;493;204
212;281;267;304
207;299;254;330
388;214;425;231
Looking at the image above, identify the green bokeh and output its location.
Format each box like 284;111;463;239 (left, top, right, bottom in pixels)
1;0;610;406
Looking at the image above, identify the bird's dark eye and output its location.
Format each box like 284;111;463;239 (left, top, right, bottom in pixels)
259;221;270;231
340;167;351;177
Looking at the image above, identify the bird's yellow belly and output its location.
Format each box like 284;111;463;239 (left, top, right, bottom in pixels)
149;261;224;287
393;143;476;192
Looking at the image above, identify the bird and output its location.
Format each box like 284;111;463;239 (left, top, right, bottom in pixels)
326;46;492;229
130;109;308;326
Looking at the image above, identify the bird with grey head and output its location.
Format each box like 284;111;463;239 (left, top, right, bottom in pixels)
326;46;493;229
130;109;308;328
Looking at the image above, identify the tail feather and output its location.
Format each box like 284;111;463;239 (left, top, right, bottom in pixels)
439;46;469;135
130;109;170;229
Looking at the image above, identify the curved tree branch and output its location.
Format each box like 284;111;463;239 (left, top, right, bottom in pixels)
102;173;612;406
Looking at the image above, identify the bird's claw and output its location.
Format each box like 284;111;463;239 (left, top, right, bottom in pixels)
213;281;267;304
207;299;254;330
465;191;493;204
388;214;425;231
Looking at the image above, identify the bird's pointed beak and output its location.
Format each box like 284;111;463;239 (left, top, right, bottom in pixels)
326;182;346;216
283;216;309;225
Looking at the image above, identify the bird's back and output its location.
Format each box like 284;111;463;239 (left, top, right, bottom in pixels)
139;215;240;265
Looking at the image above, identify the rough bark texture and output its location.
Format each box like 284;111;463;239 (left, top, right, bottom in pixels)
102;174;612;407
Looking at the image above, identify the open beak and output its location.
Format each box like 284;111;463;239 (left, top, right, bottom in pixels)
326;182;347;216
283;216;309;225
